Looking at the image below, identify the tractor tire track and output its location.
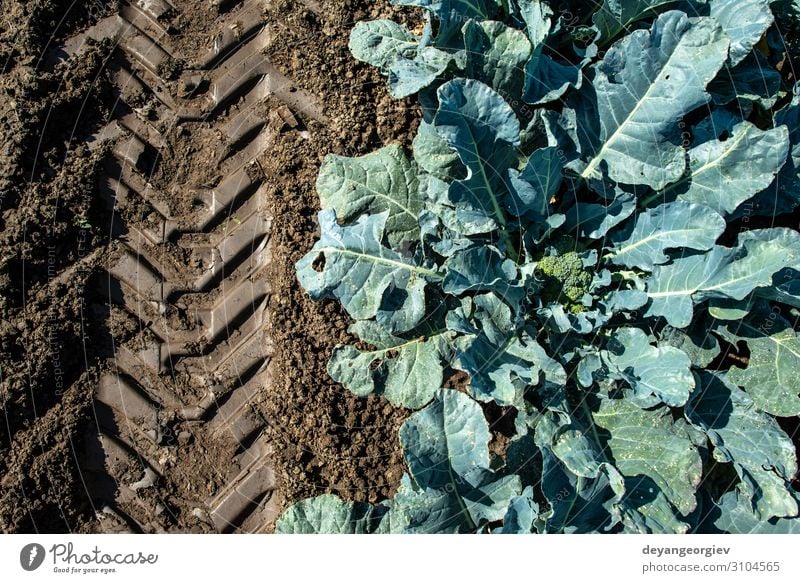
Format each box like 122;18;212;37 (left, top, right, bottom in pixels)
52;0;322;533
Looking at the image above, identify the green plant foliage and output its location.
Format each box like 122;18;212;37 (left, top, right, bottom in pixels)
285;0;800;533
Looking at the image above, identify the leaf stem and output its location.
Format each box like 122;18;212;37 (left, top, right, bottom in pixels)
639;189;666;209
579;397;603;452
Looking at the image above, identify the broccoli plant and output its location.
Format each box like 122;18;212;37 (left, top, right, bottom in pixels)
279;0;800;534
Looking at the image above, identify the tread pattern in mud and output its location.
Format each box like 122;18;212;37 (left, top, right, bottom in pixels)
52;0;323;533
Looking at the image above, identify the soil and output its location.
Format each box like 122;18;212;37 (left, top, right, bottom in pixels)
0;0;118;532
0;0;421;533
254;0;421;506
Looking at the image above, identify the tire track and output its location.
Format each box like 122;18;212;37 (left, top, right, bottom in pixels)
51;0;322;533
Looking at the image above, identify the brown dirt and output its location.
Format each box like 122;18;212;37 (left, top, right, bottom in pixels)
0;0;118;532
255;0;422;505
0;0;423;532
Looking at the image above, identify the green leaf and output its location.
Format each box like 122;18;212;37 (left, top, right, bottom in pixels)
391;0;502;47
400;391;486;488
388;47;458;98
709;51;782;109
592;0;707;43
317;145;423;247
770;88;800;214
328;321;454;409
754;268;800;309
669;122;789;216
451;294;566;406
519;0;591;104
275;494;386;533
458;330;561;406
517;0;551;48
714;306;800;417
607;202;726;271
507;146;564;221
497;487;539;533
578;12;729;190
715;489;800;533
591;398;703;518
380;476;469;533
535;394;703;532
413;121;465;181
539;446;623;533
296;210;438;326
601;327;695;407
707;297;752;320
710;0;773;66
399;389;522;528
565;193;636;239
443;246;519;296
434;78;519;235
659;321;721;368
463;20;532;97
390;0;500;19
349;20;417;71
646;228;800;327
687;371;798;520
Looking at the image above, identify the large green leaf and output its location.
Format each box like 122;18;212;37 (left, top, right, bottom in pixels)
646;228;800;327
687;371;798;520
715;489;800;533
348;20;418;71
714;306;800;417
592;0;707;43
770;88;800;214
399;389;522;528
535;395;703;532
317;145;423;247
578;12;729;190
328;321;454;409
607;202;725;271
296;210;438;326
463;20;532;97
398;395;490;487
710;0;773;66
668;121;790;215
275;494;386;533
388;47;459;98
434;79;519;237
413;121;465;181
601;327;695;407
506;147;563;221
591;398;703;519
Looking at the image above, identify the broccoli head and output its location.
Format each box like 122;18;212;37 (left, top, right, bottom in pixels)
536;251;593;312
